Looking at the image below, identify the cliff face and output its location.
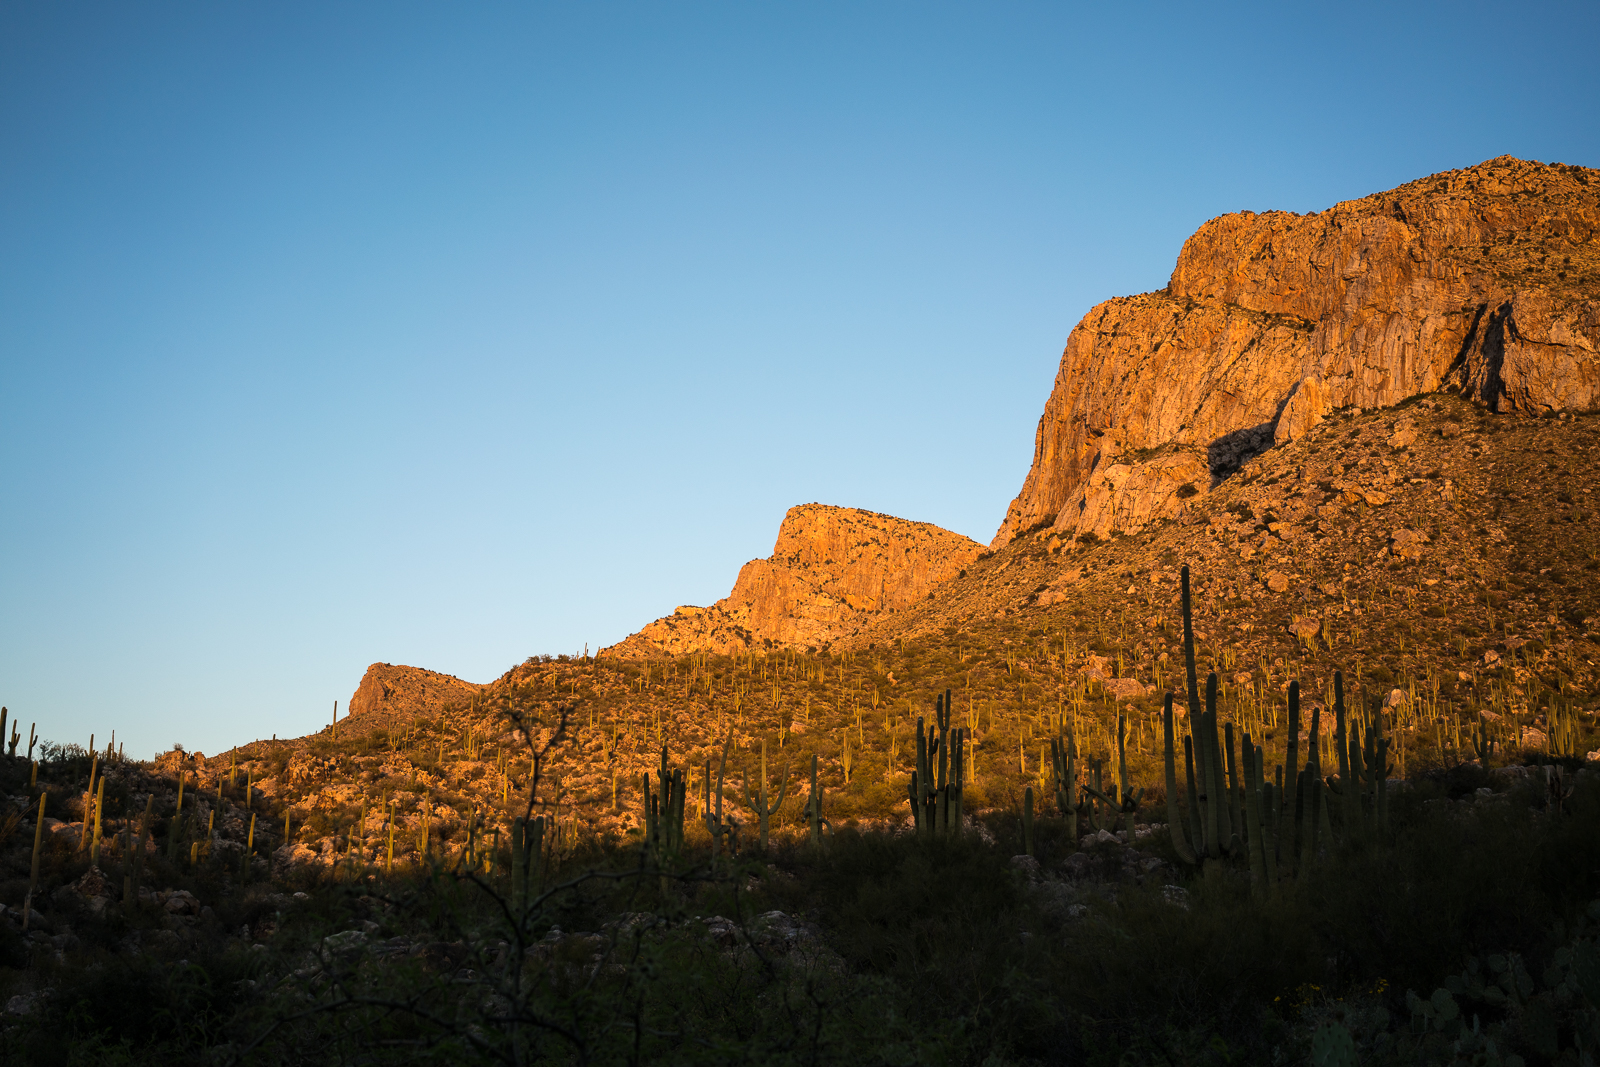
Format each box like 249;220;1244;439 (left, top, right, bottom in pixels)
604;503;983;656
344;663;484;737
993;155;1600;548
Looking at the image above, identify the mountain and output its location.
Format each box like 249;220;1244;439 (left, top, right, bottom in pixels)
991;155;1600;549
602;503;984;656
342;663;484;738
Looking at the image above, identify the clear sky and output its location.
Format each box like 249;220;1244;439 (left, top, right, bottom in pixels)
3;2;1597;758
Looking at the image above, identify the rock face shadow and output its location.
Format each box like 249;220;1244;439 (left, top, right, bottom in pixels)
1206;423;1274;482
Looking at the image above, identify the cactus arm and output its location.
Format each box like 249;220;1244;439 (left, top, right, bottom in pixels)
908;771;920;833
1163;695;1198;864
772;764;789;813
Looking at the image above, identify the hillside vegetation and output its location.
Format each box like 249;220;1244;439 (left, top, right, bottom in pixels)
2;395;1599;1063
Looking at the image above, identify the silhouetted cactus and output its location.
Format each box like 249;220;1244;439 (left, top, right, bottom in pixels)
803;753;830;844
1049;727;1079;843
1162;694;1198;865
642;744;686;865
703;738;735;862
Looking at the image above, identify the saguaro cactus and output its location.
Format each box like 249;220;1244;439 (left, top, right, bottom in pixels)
167;771;187;862
1085;713;1143;834
703;736;733;863
803;753;830;844
741;739;788;851
1049;728;1079;843
23;793;46;931
511;815;545;910
641;746;687;866
1162;694;1198;865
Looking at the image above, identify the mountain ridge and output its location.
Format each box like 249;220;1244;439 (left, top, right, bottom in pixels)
990;154;1599;549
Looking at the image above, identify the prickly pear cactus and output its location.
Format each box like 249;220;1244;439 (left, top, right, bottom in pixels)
1309;1022;1357;1067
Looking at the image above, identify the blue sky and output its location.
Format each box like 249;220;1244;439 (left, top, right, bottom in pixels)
3;2;1597;757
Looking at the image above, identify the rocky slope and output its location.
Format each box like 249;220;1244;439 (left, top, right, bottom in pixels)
992;155;1600;549
847;395;1599;664
603;503;983;656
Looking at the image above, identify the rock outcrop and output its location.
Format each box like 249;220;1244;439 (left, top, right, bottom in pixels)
604;504;983;656
343;663;483;737
993;156;1600;548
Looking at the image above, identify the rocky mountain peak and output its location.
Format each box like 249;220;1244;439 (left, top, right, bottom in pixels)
603;503;983;656
991;155;1600;549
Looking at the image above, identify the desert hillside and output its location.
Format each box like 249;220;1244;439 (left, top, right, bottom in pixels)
6;156;1600;1064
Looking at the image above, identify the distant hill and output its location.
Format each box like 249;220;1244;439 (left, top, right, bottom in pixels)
602;503;984;656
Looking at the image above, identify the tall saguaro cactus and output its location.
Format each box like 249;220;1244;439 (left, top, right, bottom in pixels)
1162;694;1198;864
741;739;788;851
641;744;686;866
803;753;830;844
703;736;734;863
1049;728;1079;843
909;689;967;835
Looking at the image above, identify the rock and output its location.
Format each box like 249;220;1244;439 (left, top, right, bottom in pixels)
345;664;484;739
701;916;741;947
1265;571;1291;593
991;156;1600;549
1161;886;1191;910
52;866;112;916
161;890;200;916
1390;528;1430;561
1388;425;1418;449
1384;689;1408;708
1102;678;1149;699
1008;855;1042;881
750;910;819;949
1274;375;1329;445
415;941;467;973
273;843;323;877
1051;451;1210;540
607;505;982;655
4;991;48;1016
1289;616;1322;643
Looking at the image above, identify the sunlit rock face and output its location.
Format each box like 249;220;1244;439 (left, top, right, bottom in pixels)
604;504;983;656
993;156;1600;548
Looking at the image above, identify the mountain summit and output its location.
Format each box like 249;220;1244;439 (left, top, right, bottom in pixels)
604;503;983;656
991;155;1599;549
